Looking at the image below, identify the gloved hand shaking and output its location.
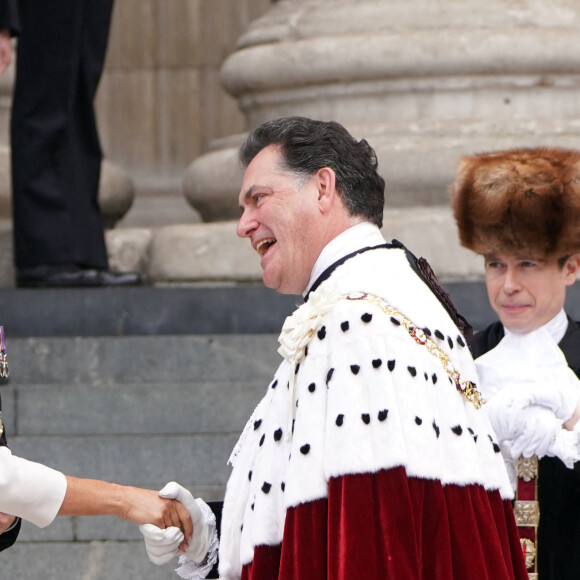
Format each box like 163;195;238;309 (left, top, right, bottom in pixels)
140;481;211;566
140;523;184;565
159;481;211;563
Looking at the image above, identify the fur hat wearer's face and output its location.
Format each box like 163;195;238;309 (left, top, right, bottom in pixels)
451;147;580;258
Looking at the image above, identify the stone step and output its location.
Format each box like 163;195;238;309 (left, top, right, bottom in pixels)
1;333;280;505
8;380;268;436
10;433;236;496
4;279;580;340
4;334;281;385
0;285;297;337
0;279;505;342
0;541;181;580
0;331;281;567
2;281;578;579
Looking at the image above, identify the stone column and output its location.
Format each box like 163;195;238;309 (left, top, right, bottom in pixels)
182;0;580;280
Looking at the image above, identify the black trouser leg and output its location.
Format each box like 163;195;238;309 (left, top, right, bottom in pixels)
11;0;114;269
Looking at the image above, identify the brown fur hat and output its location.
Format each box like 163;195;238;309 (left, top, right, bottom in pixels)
451;147;580;257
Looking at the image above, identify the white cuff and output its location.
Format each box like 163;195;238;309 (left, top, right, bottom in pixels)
550;427;580;469
0;447;67;527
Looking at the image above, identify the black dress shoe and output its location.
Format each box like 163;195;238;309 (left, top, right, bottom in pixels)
17;266;142;288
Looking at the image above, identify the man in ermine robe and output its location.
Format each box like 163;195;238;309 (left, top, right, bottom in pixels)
142;117;527;580
451;147;580;579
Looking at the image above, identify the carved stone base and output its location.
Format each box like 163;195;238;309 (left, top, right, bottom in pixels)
184;0;580;223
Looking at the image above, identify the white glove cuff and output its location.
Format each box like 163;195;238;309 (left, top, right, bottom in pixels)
550;428;580;469
176;499;218;580
186;499;214;562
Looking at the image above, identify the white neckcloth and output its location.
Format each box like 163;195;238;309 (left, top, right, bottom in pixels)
304;222;385;298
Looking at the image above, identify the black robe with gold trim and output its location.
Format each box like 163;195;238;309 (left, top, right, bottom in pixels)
472;319;580;579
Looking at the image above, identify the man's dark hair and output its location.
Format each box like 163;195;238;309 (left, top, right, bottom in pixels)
239;116;385;227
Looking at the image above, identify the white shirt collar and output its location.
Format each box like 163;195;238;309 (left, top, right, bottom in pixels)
504;308;569;345
303;222;386;297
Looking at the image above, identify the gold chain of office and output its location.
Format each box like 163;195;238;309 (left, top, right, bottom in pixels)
345;292;484;410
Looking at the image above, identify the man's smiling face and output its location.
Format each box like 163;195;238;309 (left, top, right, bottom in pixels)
236;145;326;295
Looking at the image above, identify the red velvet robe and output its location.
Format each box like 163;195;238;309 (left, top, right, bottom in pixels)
244;470;525;579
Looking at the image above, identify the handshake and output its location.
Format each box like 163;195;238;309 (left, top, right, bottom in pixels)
137;482;217;570
0;472;217;569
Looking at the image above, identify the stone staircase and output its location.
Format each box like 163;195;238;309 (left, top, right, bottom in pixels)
1;282;578;579
0;286;296;580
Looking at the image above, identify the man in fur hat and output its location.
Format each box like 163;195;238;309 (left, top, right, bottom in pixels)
451;147;580;580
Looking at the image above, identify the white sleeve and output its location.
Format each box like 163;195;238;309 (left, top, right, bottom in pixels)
0;446;67;527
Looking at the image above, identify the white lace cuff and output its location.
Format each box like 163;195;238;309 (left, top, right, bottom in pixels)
550;427;580;469
175;499;219;580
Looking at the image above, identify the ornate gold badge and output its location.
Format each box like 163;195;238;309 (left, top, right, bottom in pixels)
520;537;536;570
517;455;539;482
514;500;540;527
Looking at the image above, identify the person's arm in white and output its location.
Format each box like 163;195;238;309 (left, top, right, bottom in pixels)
0;447;193;547
0;446;66;527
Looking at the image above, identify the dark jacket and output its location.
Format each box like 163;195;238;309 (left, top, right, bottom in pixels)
0;0;20;35
472;319;580;580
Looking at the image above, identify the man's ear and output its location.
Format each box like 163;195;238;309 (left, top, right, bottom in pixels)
315;167;337;213
564;254;580;286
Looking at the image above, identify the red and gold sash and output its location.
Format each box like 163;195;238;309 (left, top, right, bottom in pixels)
515;455;539;580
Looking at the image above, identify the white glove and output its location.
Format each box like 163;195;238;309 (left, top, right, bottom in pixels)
484;384;532;442
139;523;184;565
510;406;561;459
159;481;210;563
524;377;580;423
484;379;580;441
